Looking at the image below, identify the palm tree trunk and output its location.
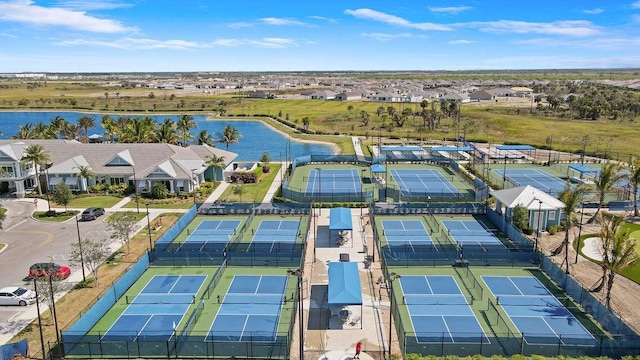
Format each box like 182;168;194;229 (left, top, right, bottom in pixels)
605;271;615;309
34;161;42;195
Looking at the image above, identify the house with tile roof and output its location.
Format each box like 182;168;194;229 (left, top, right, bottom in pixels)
0;140;236;198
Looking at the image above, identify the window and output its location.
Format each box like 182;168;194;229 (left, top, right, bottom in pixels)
548;210;556;219
109;177;125;185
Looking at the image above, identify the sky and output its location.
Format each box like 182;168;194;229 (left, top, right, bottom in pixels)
1;0;640;72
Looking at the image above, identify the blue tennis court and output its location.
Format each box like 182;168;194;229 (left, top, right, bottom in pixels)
483;276;594;345
494;169;566;195
441;220;504;248
305;169;362;196
381;220;433;252
249;220;301;252
390;169;459;196
181;220;241;251
208;275;287;342
103;275;206;341
399;275;488;343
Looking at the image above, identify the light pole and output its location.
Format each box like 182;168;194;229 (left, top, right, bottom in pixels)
191;169;198;204
315;168;322;216
44;164;51;212
132;166;140;214
388;272;400;357
48;275;60;344
75;215;86;282
575;202;585;264
33;278;46;360
288;269;304;360
535;199;543;252
361;169;366;217
146;203;153;250
502;155;507;188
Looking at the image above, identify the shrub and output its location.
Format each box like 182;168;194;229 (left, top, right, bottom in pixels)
229;173;257;184
548;225;559;235
150;183;169;199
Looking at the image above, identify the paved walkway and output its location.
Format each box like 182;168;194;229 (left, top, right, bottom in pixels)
263;161;286;203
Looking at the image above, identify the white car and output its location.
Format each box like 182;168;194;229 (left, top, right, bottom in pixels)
0;287;37;306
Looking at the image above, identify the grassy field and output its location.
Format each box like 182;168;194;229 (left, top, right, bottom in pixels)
218;163;282;202
52;195;123;209
1;80;638;157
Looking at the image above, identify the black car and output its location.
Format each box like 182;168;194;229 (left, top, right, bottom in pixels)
81;207;105;221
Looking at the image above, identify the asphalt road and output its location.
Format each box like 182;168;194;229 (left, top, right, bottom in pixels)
0;200;112;325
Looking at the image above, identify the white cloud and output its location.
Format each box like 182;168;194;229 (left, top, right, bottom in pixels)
361;32;415;41
633;14;640;22
53;0;133;11
429;6;472;15
309;15;337;23
57;37;200;50
227;22;252;29
469;20;601;37
515;36;640;50
57;36;296;49
344;8;453;31
632;1;640;9
449;39;475;44
583;8;603;14
259;17;305;26
0;0;135;33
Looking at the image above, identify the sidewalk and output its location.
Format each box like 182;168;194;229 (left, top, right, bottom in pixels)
262;161;286;203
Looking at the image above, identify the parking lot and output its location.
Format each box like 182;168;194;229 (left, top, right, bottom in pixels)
0;200;113;338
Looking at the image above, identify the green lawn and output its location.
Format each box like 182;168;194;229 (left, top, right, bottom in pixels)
105;212;147;222
33;210;79;222
121;199;196;209
218;164;282;202
51;195;123;209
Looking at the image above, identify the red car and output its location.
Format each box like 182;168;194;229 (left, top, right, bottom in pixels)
27;263;71;280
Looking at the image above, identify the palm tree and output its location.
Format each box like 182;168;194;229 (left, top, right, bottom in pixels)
33;122;56;139
13;123;36;139
629;158;640;217
205;154;226;181
21;144;51;195
588;163;625;223
596;215;638;309
62;123;81;140
177;114;197;147
122;116;154;143
219;125;241;151
153;119;179;144
100;115;119;143
553;184;587;273
74;165;94;192
77;115;96;142
49;116;68;139
196;130;215;146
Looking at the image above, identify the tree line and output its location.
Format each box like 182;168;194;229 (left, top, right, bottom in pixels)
11;114;242;150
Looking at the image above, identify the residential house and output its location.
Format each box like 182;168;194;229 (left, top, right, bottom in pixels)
335;92;361;101
469;90;496;101
490;185;565;232
310;90;337;100
0;140;236;198
510;87;534;97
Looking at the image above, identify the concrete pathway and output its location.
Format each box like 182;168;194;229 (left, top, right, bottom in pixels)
262;161;286;203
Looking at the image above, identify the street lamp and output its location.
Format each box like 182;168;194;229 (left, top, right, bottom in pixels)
132;166;140;214
75;215;86;282
315;168;322;216
44;164;51;212
145;203;153;250
388;272;400;357
575;202;585;264
502;155;508;188
288;269;304;360
33;278;46;360
361;169;366;217
191;169;198;204
535;198;543;252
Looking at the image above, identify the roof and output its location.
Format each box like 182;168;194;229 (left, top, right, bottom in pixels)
490;185;565;210
0;139;236;179
496;145;536;151
328;262;362;305
431;146;474;152
329;208;352;230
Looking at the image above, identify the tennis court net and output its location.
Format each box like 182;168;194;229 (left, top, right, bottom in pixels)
252;229;299;237
446;229;499;238
222;293;286;305
404;294;471;305
496;295;570;307
126;294;196;305
383;229;428;237
187;229;236;236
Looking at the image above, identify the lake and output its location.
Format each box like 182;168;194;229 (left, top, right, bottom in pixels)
0;112;333;161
